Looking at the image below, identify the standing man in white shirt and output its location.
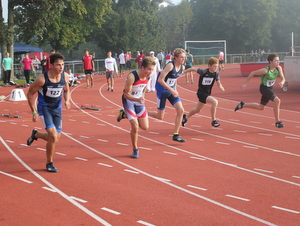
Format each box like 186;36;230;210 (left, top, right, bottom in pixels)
119;51;126;77
147;51;161;92
105;50;119;92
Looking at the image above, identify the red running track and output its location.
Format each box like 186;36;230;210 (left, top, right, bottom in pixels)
1;64;300;226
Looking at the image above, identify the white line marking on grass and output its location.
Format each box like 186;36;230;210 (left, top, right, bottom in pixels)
190;156;206;161
42;187;56;192
70;196;88;203
97;139;108;142
191;138;204;141
137;220;156;226
187;185;207;191
101;207;121;215
216;141;230;145
271;206;300;214
75;157;88;161
225;194;250;202
163;151;178;155
285;136;300;140
243;146;259;149
97;163;113;167
117;143;129;146
253;168;273;173
0;171;33;183
124;169;139;174
258;133;272;136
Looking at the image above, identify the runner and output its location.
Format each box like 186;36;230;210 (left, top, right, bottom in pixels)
234;53;285;128
117;57;156;158
182;57;225;127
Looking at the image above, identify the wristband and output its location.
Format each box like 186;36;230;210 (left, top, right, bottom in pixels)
32;111;37;114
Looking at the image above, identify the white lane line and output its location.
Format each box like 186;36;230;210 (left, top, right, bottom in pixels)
163;151;178;155
98;139;108;142
228;119;240;122
82;121;90;124
97;163;113;168
191;138;204;141
249;121;262;124
253;168;273;173
19;144;28;146
79;135;90;139
137;220;156;226
101;207;121;215
285;136;300;140
37;148;46;151
56;152;66;156
70;196;88;203
258;133;272;136
148;131;159;134
22;124;29;127
191;125;201;127
75;157;88;161
10;122;17;125
139;147;152;150
292;176;300;179
190;156;206;161
42;187;56;192
97;123;106;126
124;169;139;174
271;206;300;214
225;194;250;202
233;130;247;133
68;119;76;121
187;185;207;191
0;171;33;184
243;146;259;150
117;143;129;146
216;141;230;145
152;176;171;182
5;140;14;143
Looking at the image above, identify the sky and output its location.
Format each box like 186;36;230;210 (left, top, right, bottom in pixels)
2;0;8;22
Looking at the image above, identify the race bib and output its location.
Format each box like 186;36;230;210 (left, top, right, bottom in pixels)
166;78;176;87
202;77;213;85
266;80;275;87
46;87;63;98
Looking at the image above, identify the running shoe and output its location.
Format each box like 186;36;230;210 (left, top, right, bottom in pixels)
212;120;220;127
182;114;188;127
107;87;111;91
172;134;186;143
27;129;38;146
86;85;90;89
111;88;114;92
117;109;125;122
131;149;139;158
91;83;94;88
46;162;58;172
234;101;244;111
275;121;284;128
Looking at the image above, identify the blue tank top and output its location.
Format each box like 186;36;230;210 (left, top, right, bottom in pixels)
156;61;183;90
38;71;66;109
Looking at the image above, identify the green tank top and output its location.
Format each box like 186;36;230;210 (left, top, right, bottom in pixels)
261;66;278;87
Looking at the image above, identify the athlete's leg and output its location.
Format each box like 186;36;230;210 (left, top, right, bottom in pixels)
173;101;184;134
148;109;165;120
273;96;281;122
111;77;114;89
243;102;265;110
206;96;218;121
138;117;149;131
90;73;94;86
129;118;139;150
45;127;61;164
86;74;90;87
190;71;194;83
186;101;205;120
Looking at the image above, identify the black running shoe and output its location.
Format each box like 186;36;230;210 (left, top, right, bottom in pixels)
182;114;188;127
46;162;58;172
131;149;139;158
172;135;186;143
27;129;38;146
117;109;125;122
234;101;244;111
212;120;220;127
275;121;284;128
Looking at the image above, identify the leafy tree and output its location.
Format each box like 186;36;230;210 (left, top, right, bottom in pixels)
189;0;277;53
14;0;111;52
158;0;193;51
271;0;300;52
95;0;165;55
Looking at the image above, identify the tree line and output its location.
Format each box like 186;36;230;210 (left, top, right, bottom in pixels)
1;0;300;60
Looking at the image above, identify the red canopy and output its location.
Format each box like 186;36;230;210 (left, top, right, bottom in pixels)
29;51;50;60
